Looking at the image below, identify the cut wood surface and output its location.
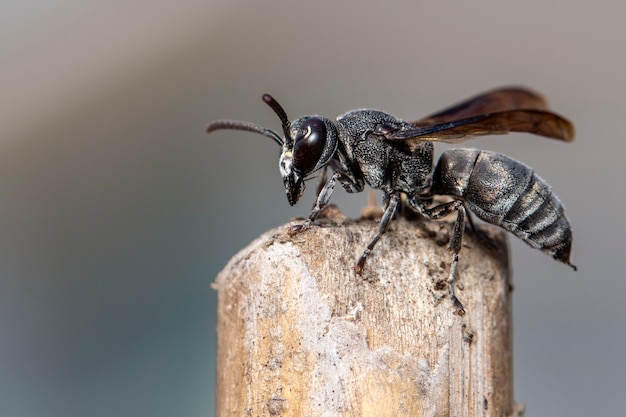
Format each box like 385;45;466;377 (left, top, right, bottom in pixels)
214;206;521;417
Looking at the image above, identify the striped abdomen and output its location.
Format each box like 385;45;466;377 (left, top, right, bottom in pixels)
432;149;574;268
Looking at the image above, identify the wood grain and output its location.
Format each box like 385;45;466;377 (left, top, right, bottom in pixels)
214;208;520;416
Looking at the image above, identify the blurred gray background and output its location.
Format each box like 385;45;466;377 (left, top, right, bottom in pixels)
1;1;624;416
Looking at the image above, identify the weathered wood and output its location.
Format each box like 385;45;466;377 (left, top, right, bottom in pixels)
214;206;520;417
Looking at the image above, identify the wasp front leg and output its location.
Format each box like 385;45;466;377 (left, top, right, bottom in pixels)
313;167;329;204
289;171;343;235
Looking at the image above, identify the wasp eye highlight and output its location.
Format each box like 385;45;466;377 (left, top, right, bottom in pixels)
293;118;327;174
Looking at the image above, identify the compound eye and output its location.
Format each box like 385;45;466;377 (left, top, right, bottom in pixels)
293;119;327;174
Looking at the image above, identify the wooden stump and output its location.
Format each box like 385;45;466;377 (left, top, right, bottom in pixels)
214;207;520;417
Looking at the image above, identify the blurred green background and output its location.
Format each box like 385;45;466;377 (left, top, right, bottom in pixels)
1;1;624;416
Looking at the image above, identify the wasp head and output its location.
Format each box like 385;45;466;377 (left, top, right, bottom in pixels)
206;94;339;206
280;116;338;205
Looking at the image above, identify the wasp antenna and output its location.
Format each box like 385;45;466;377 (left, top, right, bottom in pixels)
206;119;283;146
262;94;292;142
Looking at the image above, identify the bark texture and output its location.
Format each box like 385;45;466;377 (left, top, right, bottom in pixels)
214;206;519;417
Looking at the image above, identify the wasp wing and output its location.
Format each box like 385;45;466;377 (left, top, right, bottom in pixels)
386;109;574;143
414;87;550;127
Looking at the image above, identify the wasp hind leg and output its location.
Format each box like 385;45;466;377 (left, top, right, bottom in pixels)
416;199;467;316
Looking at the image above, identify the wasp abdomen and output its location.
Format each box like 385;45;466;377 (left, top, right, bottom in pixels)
433;149;574;268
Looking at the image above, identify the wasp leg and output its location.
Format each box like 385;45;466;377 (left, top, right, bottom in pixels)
314;167;328;202
289;171;342;235
355;192;400;274
418;199;467;315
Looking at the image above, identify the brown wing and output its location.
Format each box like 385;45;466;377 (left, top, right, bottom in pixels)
385;109;575;143
414;87;550;126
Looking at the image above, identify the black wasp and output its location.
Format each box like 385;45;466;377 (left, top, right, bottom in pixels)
207;87;576;314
